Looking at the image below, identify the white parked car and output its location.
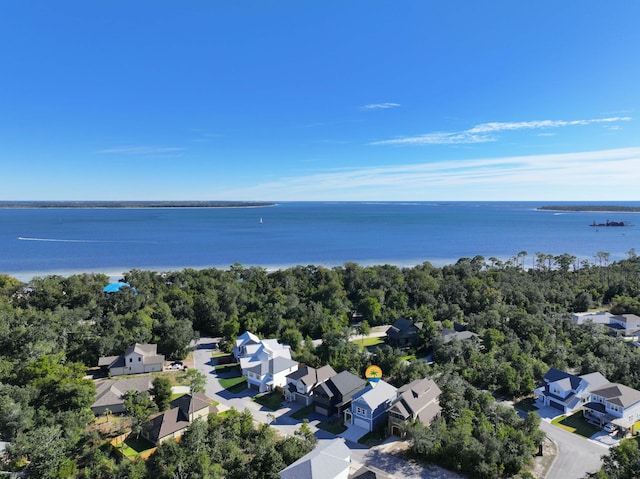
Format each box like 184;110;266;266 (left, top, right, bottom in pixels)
603;423;616;433
166;361;184;370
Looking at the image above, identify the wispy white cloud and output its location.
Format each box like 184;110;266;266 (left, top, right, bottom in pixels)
96;146;185;155
371;116;632;145
359;102;400;111
217;147;640;201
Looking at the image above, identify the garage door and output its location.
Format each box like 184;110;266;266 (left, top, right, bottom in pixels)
315;406;329;416
354;418;369;430
549;400;564;411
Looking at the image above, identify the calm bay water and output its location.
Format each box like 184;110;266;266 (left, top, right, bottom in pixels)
1;202;639;281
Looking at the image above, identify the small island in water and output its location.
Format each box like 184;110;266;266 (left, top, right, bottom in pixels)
0;201;276;208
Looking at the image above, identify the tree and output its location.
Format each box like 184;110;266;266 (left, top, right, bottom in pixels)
356;320;371;346
10;425;70;479
185;368;207;394
152;376;173;411
359;297;381;323
280;328;303;352
123;391;157;439
596;437;640;478
102;407;112;425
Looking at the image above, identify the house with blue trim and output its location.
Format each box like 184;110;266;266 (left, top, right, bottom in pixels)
533;368;608;414
344;380;397;432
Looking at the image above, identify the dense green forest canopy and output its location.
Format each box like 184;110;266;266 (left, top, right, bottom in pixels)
1;250;640;477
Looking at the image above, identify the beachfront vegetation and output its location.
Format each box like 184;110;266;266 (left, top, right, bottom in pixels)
0;251;640;476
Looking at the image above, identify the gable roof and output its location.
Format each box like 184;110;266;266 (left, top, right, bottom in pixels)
286;364;337;385
316;365;338;383
287;365;315;383
330;370;367;396
143;393;213;444
98;343;164;369
125;343;158;356
270;357;298;375
235;331;260;348
390;378;441;423
144;407;191;444
440;329;478;343
169;393;211;416
387;317;423;338
352;381;397;410
249;357;298;376
279;438;350;479
543;369;609;392
390;317;413;332
591;383;640;408
92;377;153;409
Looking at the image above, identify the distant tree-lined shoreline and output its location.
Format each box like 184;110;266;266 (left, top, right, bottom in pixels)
0;201;276;208
538;205;640;212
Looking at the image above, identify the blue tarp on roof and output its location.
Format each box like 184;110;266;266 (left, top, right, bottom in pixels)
103;282;131;293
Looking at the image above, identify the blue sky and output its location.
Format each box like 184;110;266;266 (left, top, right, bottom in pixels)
1;1;639;201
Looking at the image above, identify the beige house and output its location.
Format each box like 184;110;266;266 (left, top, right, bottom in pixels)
387;378;441;437
98;343;165;376
142;393;213;445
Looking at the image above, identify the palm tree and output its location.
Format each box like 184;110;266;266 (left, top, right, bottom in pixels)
103;407;112;425
356;320;371;347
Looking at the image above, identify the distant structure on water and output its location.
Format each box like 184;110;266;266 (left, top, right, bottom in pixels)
590;220;629;227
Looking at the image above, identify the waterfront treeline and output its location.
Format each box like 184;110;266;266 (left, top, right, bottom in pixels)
1;250;640;477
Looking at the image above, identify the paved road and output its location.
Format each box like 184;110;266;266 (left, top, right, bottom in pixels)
539;420;607;479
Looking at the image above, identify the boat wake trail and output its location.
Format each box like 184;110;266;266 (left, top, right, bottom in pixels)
17;236;153;244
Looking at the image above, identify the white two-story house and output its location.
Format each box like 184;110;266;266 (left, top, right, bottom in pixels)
98;343;165;376
583;382;640;435
533;368;608;414
235;332;296;392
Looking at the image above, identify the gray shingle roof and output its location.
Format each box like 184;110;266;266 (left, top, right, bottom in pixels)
330;370;367;396
92;377;153;409
390;378;441;423
592;383;640;408
279;438;350;479
352;381;397;410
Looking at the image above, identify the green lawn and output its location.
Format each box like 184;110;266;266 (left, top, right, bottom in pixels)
219;376;247;393
115;436;156;459
401;354;416;361
254;391;284;411
551;412;600;438
317;418;347;435
291;405;315;420
212;351;233;359
354;336;385;349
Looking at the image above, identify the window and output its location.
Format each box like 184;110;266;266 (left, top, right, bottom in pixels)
138;357;141;362
356;406;366;416
129;358;132;363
